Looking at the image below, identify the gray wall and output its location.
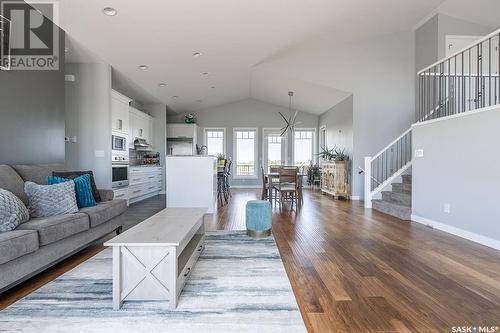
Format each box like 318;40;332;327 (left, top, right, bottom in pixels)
415;14;439;72
168;98;319;186
0;29;65;165
437;14;494;60
412;107;500;244
319;95;353;156
65;63;112;188
415;14;494;72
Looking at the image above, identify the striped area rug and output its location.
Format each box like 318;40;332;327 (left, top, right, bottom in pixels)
0;231;306;333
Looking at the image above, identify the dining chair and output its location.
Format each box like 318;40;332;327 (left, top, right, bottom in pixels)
268;165;281;204
224;160;232;200
273;167;298;209
260;165;270;200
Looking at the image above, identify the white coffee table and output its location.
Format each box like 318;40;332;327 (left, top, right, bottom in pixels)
104;208;206;310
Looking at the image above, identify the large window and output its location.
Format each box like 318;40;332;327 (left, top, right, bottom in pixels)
234;129;257;177
294;130;315;167
263;129;286;171
204;129;225;156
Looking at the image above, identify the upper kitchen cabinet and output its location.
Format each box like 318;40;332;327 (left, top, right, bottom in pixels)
167;123;197;140
111;90;131;134
129;107;153;147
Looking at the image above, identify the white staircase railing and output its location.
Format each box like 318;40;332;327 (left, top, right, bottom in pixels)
364;128;412;208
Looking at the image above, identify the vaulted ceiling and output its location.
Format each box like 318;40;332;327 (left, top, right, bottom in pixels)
57;0;496;115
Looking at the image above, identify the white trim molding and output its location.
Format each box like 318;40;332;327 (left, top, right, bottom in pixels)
233;127;259;180
203;127;227;156
412;104;500;128
411;214;500;251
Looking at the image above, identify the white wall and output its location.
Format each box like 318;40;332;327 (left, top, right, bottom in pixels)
167;98;319;186
412;107;500;249
65;63;113;189
256;31;416;197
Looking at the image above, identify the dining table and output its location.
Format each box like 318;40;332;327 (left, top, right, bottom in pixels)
264;172;307;205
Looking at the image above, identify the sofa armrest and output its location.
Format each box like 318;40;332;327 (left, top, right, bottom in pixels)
98;189;114;202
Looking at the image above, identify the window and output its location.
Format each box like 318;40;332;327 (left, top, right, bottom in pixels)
294;130;315;167
234;129;257;177
263;129;286;171
204;129;225;156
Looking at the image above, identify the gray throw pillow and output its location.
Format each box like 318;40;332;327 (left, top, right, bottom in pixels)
0;189;30;232
24;181;78;217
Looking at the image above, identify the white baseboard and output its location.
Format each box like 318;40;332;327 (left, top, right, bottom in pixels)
411;214;500;251
350;196;361;201
159;191;166;195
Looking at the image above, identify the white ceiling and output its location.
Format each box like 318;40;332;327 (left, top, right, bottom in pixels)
58;0;450;114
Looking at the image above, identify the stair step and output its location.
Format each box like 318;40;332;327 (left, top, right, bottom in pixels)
373;200;411;221
402;174;412;185
392;182;411;194
382;191;411;206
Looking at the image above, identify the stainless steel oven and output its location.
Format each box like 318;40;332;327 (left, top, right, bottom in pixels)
112;135;127;151
112;162;129;188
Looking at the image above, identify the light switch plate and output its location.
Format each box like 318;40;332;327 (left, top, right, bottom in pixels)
443;203;451;214
415;149;424;158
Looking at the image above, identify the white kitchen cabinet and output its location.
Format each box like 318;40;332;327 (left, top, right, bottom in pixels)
167;123;197;140
111;90;131;134
129;107;153;147
128;166;163;204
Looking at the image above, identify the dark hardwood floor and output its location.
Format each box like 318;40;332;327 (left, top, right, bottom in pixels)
2;190;500;333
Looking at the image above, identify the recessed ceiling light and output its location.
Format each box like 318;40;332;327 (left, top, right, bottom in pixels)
103;7;117;16
138;65;148;70
171;95;179;99
210;86;215;89
192;52;202;57
201;72;209;77
158;83;166;87
196;99;203;103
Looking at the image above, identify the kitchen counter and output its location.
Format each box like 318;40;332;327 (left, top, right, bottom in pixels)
166;156;217;214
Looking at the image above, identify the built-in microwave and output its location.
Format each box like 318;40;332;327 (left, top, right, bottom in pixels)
112;163;129;188
112;135;127;151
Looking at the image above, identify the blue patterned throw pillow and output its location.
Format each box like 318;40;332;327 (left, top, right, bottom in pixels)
48;174;97;208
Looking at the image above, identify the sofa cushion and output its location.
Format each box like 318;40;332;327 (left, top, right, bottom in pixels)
25;181;79;217
53;171;102;203
0;164;28;205
0;189;30;232
11;164;65;185
17;213;90;246
0;230;39;265
79;199;127;228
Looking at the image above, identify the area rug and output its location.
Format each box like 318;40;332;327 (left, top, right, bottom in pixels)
0;231;306;333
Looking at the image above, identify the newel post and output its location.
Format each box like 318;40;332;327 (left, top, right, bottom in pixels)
364;157;372;208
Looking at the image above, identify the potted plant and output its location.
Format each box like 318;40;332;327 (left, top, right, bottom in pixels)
317;147;335;161
184;113;196;124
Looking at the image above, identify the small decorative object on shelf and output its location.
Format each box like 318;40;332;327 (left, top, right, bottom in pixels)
319;146;351;199
184;113;196;124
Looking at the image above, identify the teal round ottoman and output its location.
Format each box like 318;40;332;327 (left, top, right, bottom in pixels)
245;200;272;238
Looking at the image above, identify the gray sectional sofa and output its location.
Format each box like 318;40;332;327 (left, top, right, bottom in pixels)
0;164;127;293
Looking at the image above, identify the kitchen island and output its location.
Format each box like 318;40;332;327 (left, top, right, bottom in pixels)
166;156;217;214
